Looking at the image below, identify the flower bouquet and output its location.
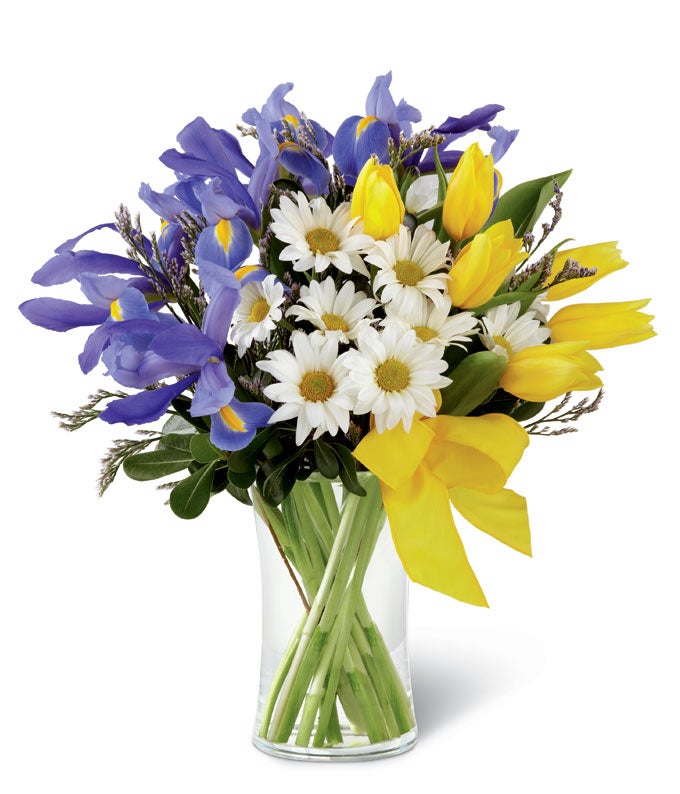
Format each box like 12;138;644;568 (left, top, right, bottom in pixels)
20;72;654;760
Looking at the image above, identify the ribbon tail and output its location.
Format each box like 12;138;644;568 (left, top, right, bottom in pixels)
450;487;532;556
382;465;488;607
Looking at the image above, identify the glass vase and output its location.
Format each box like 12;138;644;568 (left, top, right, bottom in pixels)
251;473;417;761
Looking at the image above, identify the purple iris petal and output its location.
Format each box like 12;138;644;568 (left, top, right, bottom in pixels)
190;360;236;416
434;104;504;137
366;72;421;131
278;144;329;195
151;324;221;367
193;178;259;229
197;261;241;298
194;217;254;273
19;298;107;332
54;223;119;255
332;116;391;182
32;251;141;287
418;148;464;174
209;398;274;451
99;375;197;426
489;125;519;162
201;282;240;349
79;323;116;373
77;273;132;308
160;117;253;181
102;324;188;388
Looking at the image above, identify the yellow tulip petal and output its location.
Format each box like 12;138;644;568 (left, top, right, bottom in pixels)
382;465;488;606
545;242;627;300
500;342;603;402
450;487;532;556
548;299;656;349
353;421;434;491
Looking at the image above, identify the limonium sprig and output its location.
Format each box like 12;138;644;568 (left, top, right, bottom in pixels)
21;71;655;604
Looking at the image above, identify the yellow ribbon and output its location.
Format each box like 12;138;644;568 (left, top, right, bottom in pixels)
353;414;532;606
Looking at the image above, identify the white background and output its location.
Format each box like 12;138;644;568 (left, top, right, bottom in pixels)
1;2;677;792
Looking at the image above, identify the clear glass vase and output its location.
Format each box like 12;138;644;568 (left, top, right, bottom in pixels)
251;473;417;761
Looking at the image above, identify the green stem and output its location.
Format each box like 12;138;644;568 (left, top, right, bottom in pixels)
266;492;364;743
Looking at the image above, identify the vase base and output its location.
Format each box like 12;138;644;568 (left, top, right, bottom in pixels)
252;727;417;762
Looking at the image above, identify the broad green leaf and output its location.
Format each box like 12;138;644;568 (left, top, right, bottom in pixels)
169;461;219;519
314;438;340;480
227;467;257;490
161;414;196;435
157;433;193;453
190;434;224;463
334;446;367;498
440;352;507;416
511;400;545;422
123;440;194;482
262;459;299;506
226;482;252;506
488;169;571;238
228;427;275;473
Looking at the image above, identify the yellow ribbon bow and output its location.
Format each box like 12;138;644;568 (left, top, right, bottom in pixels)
353;413;532;606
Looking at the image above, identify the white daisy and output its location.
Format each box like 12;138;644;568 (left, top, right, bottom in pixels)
479;302;550;360
381;297;479;349
343;325;451;434
367;224;450;315
230;275;285;357
286;277;376;343
269;192;374;276
256;332;354;446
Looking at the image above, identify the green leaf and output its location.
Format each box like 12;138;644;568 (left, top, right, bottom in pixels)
440;352;508;416
169;461;219;519
511;400;545;422
161;414;196;435
227;466;257;490
432;145;448;240
314;438;340;480
226;482;252;506
190;434;224;464
123;441;194;481
333;446;366;497
472;290;542;316
488;169;571;238
228;427;275;473
157;433;193;453
262;458;299;506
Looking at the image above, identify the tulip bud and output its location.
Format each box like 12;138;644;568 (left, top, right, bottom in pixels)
545;242;627;301
350;158;405;240
499;341;603;402
442;143;496;241
448;220;527;309
547;300;655;349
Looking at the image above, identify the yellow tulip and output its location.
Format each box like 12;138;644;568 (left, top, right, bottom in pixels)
500;341;603;402
350;157;404;240
442;143;496;241
548;300;655;349
545;242;627;301
448;220;527;308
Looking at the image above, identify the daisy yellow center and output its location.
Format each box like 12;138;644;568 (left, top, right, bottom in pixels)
375;358;410;392
305;227;340;255
414;325;437;342
300;371;335;402
248;298;271;323
394;259;424;286
492;335;514;359
321;313;349;332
